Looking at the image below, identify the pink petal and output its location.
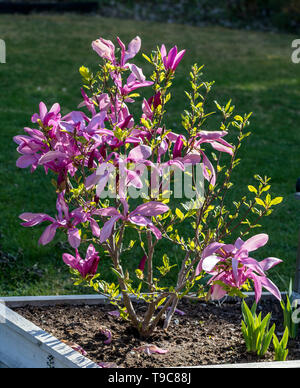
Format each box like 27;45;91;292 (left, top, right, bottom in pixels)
100;215;123;243
201;152;216;186
210;284;227;300
201;255;221;272
49;103;60;115
39;102;47;120
38;223;58;245
71;344;87;356
61;340;87;356
68;228;81;249
95;171;111;197
100;328;112;345
62;252;78;269
259;257;282;271
92;38;115;62
242;233;269;253
19;212;55;226
249;273;262;304
160;44;167;58
232;257;239;285
198;130;228;140
86;244;98;260
202;242;225;259
95;207;121;217
108;310;120;318
172;49;186;70
138;255;147;271
89;218;101;238
128;145;152;161
240;257;265;276
131;201;169;217
133;344;168;355
38;151;67;165
129;64;146;82
210;140;234;155
234;237;244;250
261;277;282;301
166;46;178;69
129;215;162;239
125;169;143;189
85;172;99;190
16;154;37;168
124;36;141;63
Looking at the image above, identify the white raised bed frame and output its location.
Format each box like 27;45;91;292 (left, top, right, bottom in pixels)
1;293;300;368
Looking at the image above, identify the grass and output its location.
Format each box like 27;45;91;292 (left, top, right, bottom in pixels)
0;14;300;296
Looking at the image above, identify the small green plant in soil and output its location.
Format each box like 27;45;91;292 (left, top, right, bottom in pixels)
241;300;275;357
280;279;299;339
273;326;289;361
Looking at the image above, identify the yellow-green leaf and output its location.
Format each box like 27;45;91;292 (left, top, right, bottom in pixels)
255;198;265;207
270;197;283;206
248;185;257;194
175;208;184;220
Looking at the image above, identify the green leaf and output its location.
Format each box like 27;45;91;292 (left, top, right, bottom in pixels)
260;323;275;356
111;268;123;279
281;327;289;349
270;197;283;206
248;185;257;194
175;208;184;220
79;65;91;80
255;197;265;207
142;53;152;64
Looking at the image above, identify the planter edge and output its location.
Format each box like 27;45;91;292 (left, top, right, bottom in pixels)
2;291;297;308
1;292;300;368
0;302;99;368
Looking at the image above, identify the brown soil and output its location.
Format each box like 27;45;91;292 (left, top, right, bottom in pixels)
13;298;300;367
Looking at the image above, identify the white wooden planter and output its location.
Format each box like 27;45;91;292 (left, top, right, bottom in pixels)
1;293;300;368
0;297;103;368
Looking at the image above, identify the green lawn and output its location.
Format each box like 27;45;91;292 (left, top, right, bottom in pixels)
0;14;300;296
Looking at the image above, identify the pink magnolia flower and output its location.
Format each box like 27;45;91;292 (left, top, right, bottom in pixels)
98;201;169;242
120;65;153;96
31;101;61;130
117;36;141;67
196;234;282;303
63;244;100;278
70;206;101;238
142;92;162;121
78;88;96;116
19;193;82;248
160;44;186;71
14;127;48;172
175;130;234;186
92;36;141;67
92;38;115;63
173;135;184;158
85;145;153;196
